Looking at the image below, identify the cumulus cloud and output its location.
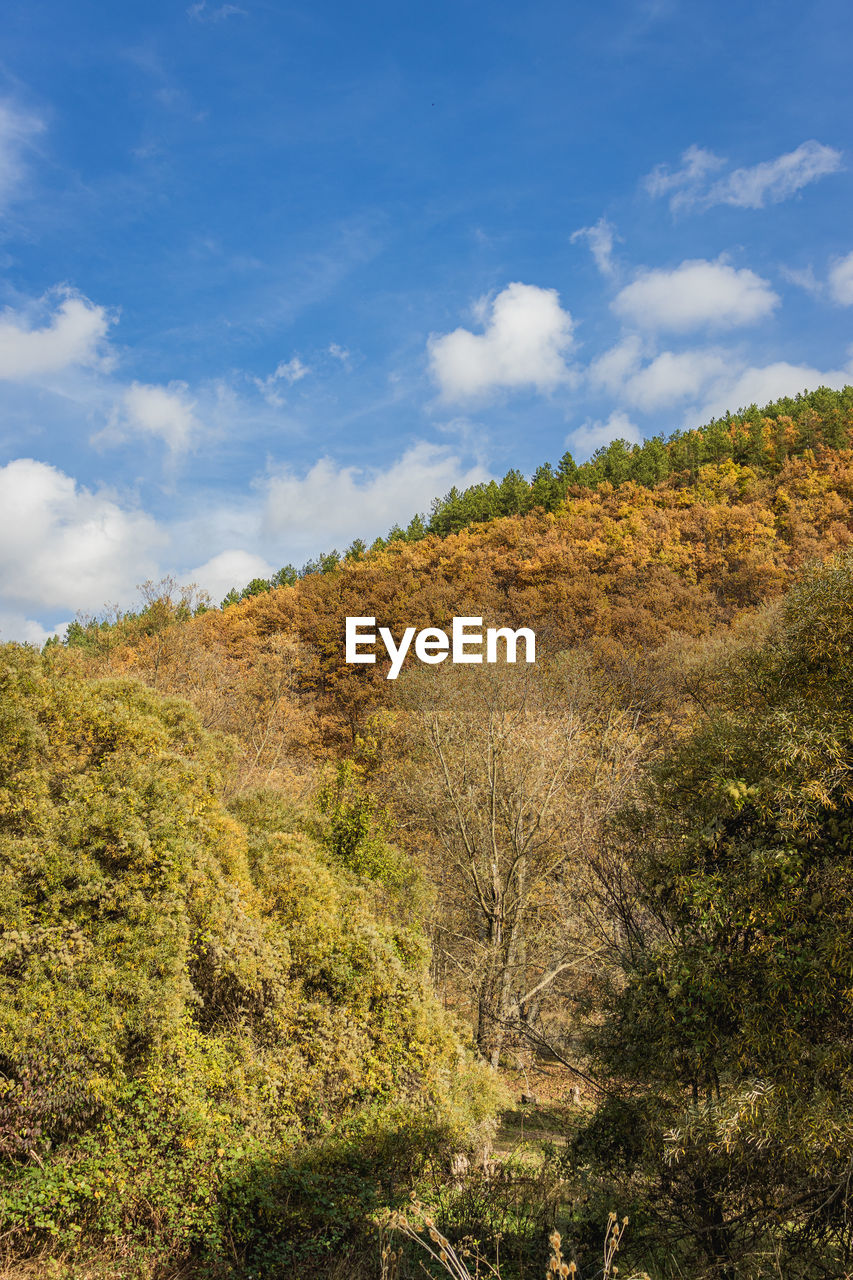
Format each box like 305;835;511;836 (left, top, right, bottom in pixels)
429;282;574;399
646;140;842;213
570;217;619;277
568;410;642;457
0;611;67;647
698;358;853;421
0;292;113;379
828;251;853;306
588;339;853;417
0;101;45;210
586;338;737;413
187;549;275;602
0;459;165;614
587;335;645;395
612;258;779;332
263;442;489;549
100;381;204;453
622;348;732;412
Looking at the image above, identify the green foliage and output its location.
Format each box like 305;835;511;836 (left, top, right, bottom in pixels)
316;760;409;885
271;563;298;588
0;652;503;1268
301;549;342;576
573;553;853;1275
223;384;853;607
345;538;368;562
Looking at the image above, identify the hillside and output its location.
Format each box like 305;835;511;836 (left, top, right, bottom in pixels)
64;387;853;753
5;386;853;1278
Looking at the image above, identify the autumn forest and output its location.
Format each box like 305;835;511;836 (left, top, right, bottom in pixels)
3;385;853;1279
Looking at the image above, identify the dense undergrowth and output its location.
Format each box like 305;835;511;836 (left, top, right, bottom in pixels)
0;651;502;1275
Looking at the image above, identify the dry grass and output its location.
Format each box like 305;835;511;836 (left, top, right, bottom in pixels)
379;1198;650;1280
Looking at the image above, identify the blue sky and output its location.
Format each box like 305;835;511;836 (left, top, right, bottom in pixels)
1;0;851;640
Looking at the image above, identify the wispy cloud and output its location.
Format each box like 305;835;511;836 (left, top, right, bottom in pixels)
780;251;853;305
779;264;824;297
570;217;620;277
646;140;843;213
251;356;310;406
828;251;853;306
644;145;725;208
187;2;247;22
0;100;45;211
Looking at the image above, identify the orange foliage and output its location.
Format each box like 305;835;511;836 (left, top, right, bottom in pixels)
78;447;853;753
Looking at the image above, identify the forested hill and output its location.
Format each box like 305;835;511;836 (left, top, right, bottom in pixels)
15;386;853;1278
223;383;853;600
62;384;853;746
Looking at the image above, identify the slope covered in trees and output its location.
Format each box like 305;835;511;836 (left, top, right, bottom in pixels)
7;386;853;1278
220;384;853;598
65;387;853;755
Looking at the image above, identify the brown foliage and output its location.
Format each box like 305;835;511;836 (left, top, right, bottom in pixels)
71;448;853;759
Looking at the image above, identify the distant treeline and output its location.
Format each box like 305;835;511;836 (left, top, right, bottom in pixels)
223;384;853;608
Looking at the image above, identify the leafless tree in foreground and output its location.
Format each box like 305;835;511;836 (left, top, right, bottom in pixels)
387;655;653;1067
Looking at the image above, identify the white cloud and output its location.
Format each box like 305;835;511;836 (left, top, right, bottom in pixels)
0;459;165;613
188;549;275;601
612;258;779;332
105;381;204;453
713;141;843;209
587;335;645;395
646;140;842;213
644;145;725;204
622;348;731;411
0;101;45;210
187;2;246;21
251;356;310;406
568;410;642;457
273;356;308;383
698;358;853;420
0;292;113;379
570;217;619;277
828;251;853;306
263;442;489;547
429;282;574;399
0;611;67;647
779;264;823;297
588;335;853;417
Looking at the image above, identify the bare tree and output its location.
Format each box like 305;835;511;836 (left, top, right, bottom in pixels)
387;656;650;1066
